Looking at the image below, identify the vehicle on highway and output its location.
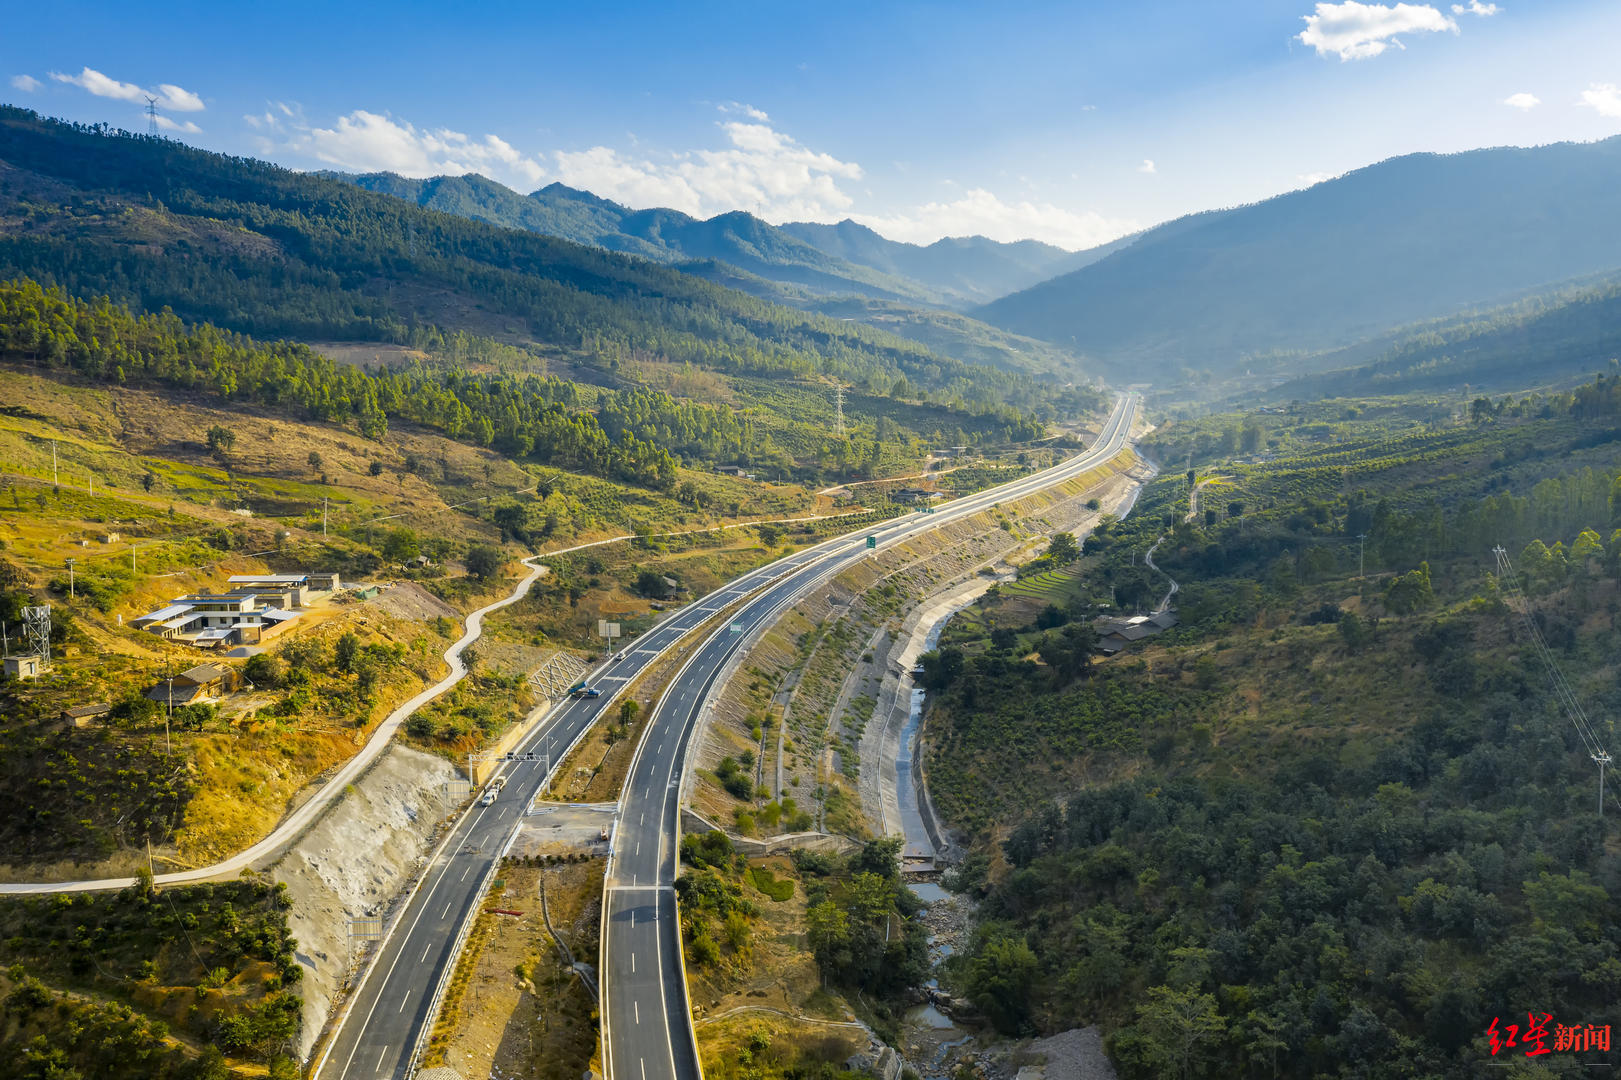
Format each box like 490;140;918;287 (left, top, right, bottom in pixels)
614;649;628;661
479;775;507;805
571;684;602;698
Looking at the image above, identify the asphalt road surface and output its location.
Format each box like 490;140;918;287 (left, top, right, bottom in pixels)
599;393;1137;1080
315;537;905;1078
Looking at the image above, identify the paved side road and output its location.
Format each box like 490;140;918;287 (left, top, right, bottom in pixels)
0;559;552;895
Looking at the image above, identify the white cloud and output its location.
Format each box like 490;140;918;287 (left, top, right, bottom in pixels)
295;109;547;187
1580;83;1621;119
1502;92;1540;111
1138;159;1157;174
153;83;204;112
552;119;863;221
853;188;1139;250
51;66;145;103
155;115;201;134
9;74;40;93
1451;1;1498;14
1298;2;1457;61
720;101;770;121
49;66;204;113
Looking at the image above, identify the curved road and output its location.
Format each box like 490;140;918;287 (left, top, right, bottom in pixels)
0;559;553;895
599;393;1138;1080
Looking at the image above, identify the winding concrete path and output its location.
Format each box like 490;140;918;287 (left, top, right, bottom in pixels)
0;558;553;894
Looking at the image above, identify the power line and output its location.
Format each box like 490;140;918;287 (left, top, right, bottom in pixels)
1493;545;1612;816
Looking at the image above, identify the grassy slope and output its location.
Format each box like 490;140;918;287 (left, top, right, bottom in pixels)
0;364;842;873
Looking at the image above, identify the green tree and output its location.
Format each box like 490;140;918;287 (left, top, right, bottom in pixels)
966;933;1040;1033
307;451;323;474
382;527;420;563
243;653;283;689
492;501;528;542
465;545;502;580
1383;561;1434;615
205;424;236;458
334;632;359;674
1131;986;1227;1080
1046;531;1080;563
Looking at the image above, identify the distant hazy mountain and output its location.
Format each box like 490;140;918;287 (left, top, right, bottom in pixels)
343;173;943;304
977;137;1621;379
779;219;1132;306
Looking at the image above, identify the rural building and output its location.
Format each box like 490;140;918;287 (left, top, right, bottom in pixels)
2;655;45;680
145;663;240;706
132;571;339;648
61;703;112;728
894;488;941;504
1095;610;1179;654
715;465;752;479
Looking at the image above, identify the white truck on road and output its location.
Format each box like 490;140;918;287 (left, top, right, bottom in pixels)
479;775;507;806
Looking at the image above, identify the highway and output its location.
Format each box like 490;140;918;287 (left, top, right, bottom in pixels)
313;542;853;1078
599;392;1137;1080
317;392;1134;1078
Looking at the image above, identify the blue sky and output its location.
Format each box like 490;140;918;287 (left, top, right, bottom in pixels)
4;1;1620;249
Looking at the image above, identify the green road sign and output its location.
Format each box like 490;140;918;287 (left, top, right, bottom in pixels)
730;622;744;633
866;536;877;549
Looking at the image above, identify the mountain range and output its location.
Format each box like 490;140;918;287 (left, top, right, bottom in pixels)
976;136;1621;381
340;173;1102;308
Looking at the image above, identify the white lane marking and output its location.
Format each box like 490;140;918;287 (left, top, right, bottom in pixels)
641;1060;647;1080
635;999;640;1024
441;901;451;919
461;867;470;882
636;840;640;856
398;992;408;1013
376;1046;389;1072
420;943;430;963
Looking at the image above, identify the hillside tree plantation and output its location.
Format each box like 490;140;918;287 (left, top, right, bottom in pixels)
924;380;1621;1078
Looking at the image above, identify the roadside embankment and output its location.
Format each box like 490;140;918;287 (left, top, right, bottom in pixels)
686;443;1150;845
862;457;1149;856
273;743;461;1061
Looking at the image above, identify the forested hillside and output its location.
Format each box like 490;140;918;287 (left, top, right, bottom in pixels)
0;107;1066;433
923;385;1621;1077
1270;275;1621;400
978;137;1621;380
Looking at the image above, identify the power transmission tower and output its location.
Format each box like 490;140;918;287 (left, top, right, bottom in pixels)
1493;546;1613;816
833;382;846;437
145;95;160;137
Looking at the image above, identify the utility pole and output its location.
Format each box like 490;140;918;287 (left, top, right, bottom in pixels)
65;558;76;600
164;663;174;757
1357;534;1367;580
51;440;57;487
323;496;328;537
